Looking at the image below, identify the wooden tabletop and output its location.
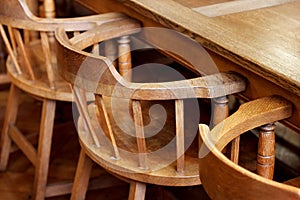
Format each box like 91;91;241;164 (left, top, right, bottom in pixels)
75;0;300;130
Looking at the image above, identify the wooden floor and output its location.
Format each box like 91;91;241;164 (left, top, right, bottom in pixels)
0;83;298;199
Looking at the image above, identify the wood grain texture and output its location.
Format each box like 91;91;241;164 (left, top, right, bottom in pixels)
56;20;246;200
175;0;230;8
175;99;185;174
71;149;93;200
56;27;246;100
123;0;300;96
0;85;20;170
0;90;130;200
198;96;297;200
75;0;300;131
128;181;146;200
33;99;56;200
132;100;148;170
193;0;299;17
0;1;137;199
207;96;292;151
257;123;276;179
118;36;132;81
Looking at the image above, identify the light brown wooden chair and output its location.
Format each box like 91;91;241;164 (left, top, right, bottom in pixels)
198;96;300;200
0;37;10;85
55;23;247;200
0;0;133;199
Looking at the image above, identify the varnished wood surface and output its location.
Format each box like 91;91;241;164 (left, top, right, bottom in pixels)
0;88;210;199
5;40;73;101
0;1;141;199
56;18;247;199
75;0;300;131
193;0;299;17
55;25;246;100
198;96;299;200
0;88;297;199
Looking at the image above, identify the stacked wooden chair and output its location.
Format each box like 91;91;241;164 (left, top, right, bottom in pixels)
55;20;247;199
0;0;134;199
198;95;300;199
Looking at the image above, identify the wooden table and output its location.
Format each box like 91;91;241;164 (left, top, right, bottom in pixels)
75;0;300;132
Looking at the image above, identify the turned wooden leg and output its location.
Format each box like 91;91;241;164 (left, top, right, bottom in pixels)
257;123;276;179
71;149;93;200
33;99;56;200
0;84;20;170
118;35;132;81
129;181;146;200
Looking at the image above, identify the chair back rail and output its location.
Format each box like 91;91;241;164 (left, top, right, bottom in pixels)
0;0;125;31
0;1;135;199
56;27;246;100
55;25;247;185
0;0;129;90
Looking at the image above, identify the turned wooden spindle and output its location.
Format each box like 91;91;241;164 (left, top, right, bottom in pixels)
257;123;276;179
55;21;247;200
105;39;117;68
42;0;56;43
118;36;132;81
199;96;294;200
25;0;39;41
43;0;56;19
213;96;240;163
213;96;229;126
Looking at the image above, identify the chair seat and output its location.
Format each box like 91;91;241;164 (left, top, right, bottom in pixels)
77;99;201;186
6;40;73;101
0;1;134;198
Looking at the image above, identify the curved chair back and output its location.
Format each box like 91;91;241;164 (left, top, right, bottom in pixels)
0;1;135;199
56;23;247;187
0;0;125;90
199;96;299;200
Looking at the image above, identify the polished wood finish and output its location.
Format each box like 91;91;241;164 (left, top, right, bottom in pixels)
70;149;93;200
193;0;298;17
55;19;246;199
129;182;146;200
75;0;300;133
257;123;276;179
0;90;130;200
198;96;298;200
0;89;212;199
0;0;131;199
118;36;132;81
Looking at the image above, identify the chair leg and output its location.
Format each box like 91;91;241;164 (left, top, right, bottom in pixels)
33;99;56;200
0;84;20;170
71;149;93;200
128;181;146;200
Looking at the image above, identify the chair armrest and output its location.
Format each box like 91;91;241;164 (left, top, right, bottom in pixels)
121;72;246;100
201;95;292;152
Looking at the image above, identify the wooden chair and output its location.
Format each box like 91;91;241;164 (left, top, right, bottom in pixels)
0;0;133;199
0;37;10;85
198;96;300;200
55;23;247;200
